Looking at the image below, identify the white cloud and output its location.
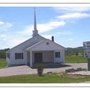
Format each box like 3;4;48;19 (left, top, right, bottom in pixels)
8;38;25;47
54;7;90;13
57;13;90;20
66;7;90;12
0;34;26;48
0;34;6;38
54;7;90;22
37;20;65;33
0;21;13;31
0;21;4;25
19;20;66;36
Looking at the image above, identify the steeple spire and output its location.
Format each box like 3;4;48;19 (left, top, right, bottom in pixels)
34;7;37;30
33;8;38;37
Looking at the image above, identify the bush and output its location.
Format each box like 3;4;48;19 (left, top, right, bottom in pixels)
65;68;75;73
65;68;86;73
36;63;44;76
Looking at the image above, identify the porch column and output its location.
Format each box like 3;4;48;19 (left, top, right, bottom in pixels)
30;50;33;67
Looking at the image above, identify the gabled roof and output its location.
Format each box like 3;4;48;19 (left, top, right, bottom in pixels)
26;39;65;51
10;34;46;51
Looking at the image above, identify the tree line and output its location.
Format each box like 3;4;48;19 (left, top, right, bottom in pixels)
0;48;9;59
65;47;84;56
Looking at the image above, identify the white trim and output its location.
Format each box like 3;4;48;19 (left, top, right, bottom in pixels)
30;50;32;67
26;40;44;50
26;39;65;51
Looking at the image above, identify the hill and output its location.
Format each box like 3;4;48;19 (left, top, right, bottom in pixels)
65;47;84;56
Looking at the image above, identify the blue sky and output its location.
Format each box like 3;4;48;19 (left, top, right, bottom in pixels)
0;7;90;49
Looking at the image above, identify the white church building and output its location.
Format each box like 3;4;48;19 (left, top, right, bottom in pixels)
6;9;65;67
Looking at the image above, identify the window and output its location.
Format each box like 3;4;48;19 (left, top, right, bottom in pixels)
7;53;10;59
55;52;60;58
87;46;90;48
15;53;23;59
46;42;49;45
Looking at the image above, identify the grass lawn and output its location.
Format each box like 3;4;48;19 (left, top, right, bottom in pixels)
0;59;7;69
65;55;87;63
0;73;90;83
0;57;89;83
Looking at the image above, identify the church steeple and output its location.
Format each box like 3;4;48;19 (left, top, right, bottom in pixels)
33;8;38;37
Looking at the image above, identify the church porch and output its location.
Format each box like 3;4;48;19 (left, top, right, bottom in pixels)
32;50;54;66
27;50;56;67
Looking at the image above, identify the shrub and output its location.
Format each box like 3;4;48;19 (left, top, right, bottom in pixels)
36;63;44;76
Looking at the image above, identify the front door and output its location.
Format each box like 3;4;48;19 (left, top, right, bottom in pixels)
34;52;43;63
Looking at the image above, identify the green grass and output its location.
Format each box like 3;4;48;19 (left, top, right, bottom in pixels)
0;73;90;83
65;55;87;63
0;59;7;69
0;58;89;83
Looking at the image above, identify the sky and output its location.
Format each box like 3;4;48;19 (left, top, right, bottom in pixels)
0;6;90;49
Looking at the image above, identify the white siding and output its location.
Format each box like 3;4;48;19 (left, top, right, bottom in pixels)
7;35;45;66
54;50;64;63
28;39;65;64
43;51;54;63
7;35;65;66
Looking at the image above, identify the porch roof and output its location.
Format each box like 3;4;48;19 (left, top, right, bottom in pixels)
26;39;65;51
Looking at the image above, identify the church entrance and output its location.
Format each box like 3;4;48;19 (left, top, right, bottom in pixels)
34;52;43;63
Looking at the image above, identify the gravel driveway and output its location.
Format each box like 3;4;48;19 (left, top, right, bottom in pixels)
0;63;88;77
